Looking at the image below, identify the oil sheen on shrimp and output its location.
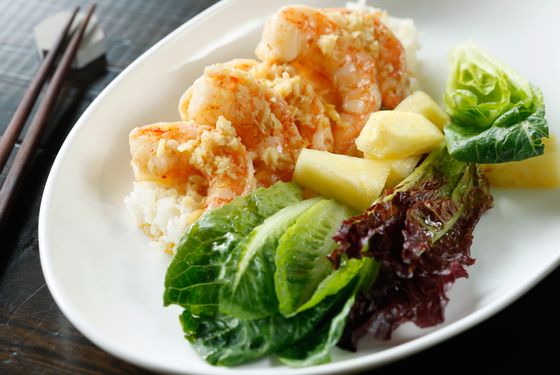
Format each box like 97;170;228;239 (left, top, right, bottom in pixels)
179;59;341;185
255;5;409;154
129;117;256;209
250;62;337;153
179;60;303;186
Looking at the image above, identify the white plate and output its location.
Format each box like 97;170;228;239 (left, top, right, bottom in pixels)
39;0;560;374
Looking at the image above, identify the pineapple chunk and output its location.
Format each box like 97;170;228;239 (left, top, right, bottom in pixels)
481;136;560;188
294;149;389;210
365;154;421;188
356;111;444;159
396;91;450;130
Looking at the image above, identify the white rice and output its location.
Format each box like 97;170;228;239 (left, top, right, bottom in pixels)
124;181;203;253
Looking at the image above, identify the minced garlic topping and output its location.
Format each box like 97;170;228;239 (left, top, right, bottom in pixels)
317;34;338;56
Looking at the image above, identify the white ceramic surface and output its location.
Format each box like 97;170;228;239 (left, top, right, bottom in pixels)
39;0;560;374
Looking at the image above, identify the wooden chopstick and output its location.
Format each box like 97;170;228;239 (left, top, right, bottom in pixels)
0;7;80;172
0;4;97;230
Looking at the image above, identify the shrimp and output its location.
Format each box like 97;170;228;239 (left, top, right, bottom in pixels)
129;117;256;209
179;60;306;186
255;5;409;154
372;16;409;109
249;62;336;152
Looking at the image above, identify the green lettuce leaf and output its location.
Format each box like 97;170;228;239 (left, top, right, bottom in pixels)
275;199;356;317
163;182;302;316
293;258;375;315
444;42;548;163
183;258;376;366
277;293;356;367
219;198;320;319
180;290;349;366
278;258;378;367
164;182;379;367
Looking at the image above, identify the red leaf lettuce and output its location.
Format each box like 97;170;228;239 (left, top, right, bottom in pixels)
330;148;493;350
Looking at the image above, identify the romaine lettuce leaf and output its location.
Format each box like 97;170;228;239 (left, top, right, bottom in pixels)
275;199;356;317
183;257;376;366
219;198;320;319
278;258;377;367
277;293;356;367
444;42;548;163
292;257;377;315
164;182;379;366
163;182;302;316
181;287;350;366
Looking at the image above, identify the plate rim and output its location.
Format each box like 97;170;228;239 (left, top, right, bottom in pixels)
38;0;560;373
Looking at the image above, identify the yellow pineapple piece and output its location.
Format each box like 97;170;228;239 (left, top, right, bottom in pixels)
396;91;450;130
481;136;560;188
365;154;421;188
356;111;444;159
294;149;390;210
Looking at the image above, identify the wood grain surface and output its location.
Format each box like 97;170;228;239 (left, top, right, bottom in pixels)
0;0;558;374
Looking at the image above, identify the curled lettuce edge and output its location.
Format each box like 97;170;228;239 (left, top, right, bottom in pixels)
330;147;494;349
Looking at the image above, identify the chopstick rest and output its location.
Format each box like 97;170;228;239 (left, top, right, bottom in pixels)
34;10;105;69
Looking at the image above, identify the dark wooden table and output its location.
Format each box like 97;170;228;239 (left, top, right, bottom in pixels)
0;0;558;373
